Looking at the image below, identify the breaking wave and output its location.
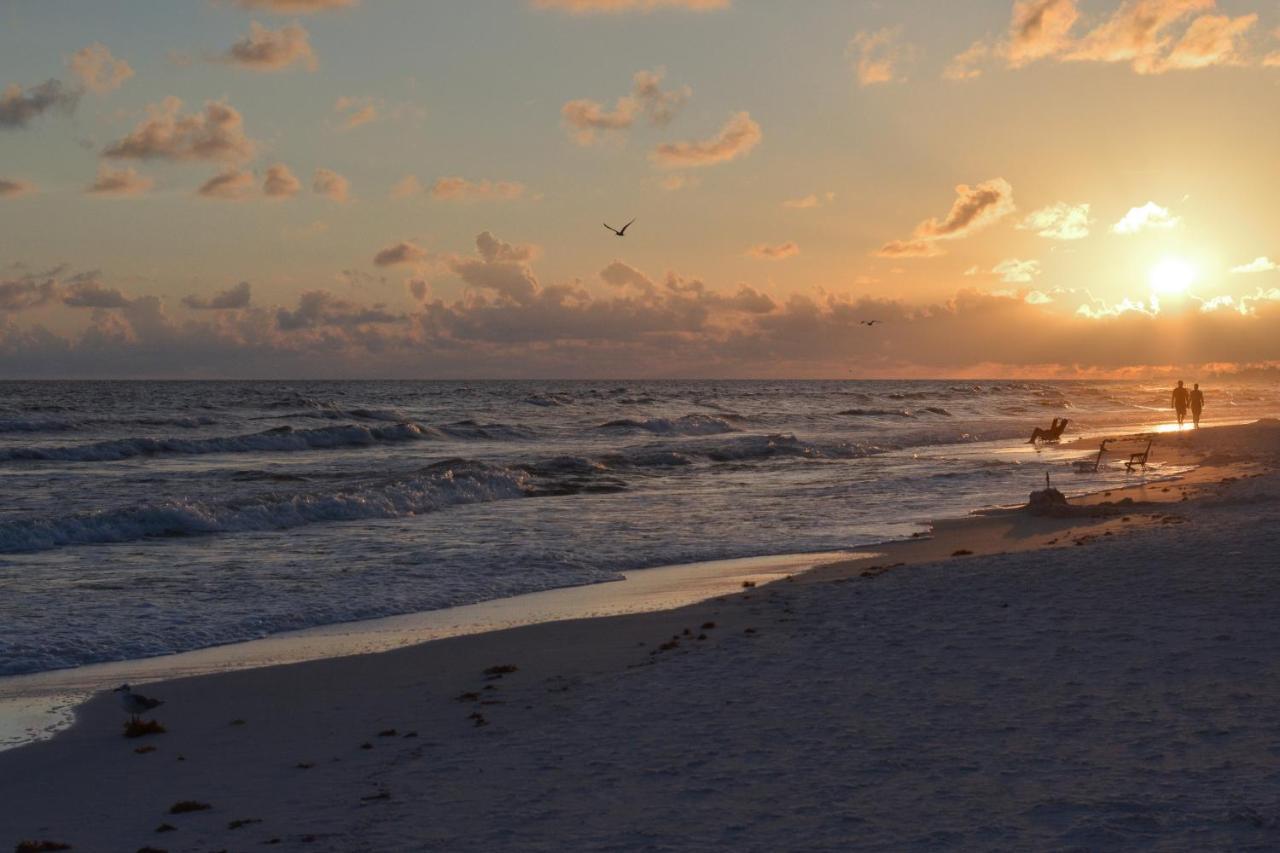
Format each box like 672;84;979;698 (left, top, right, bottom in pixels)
0;460;530;554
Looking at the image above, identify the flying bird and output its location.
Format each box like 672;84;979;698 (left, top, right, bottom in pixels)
860;320;883;326
114;684;164;720
604;218;635;237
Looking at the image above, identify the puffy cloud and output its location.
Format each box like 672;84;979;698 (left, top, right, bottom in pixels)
276;290;404;331
746;241;800;261
1067;0;1218;73
389;175;423;199
650;111;761;168
222;21;318;72
476;231;539;263
0;178;36;198
312;167;350;201
999;0;1254;75
232;0;356;11
183;281;253;310
0;80;80;129
430;177;526;202
334;96;377;130
197;168;255;200
1007;0;1081;67
561;67;691;145
373;241;429;267
103;97;256;162
1018;202;1092;240
0;269;61;312
1231;257;1277;274
1157;13;1257;72
878;178;1015;257
782;192;835;209
532;0;728;12
86;165;154;196
849;28;909;87
62;279;134;308
262;163;301;198
12;250;1280;377
943;40;992;80
1112;201;1179;234
992;258;1042;283
68;43;134;93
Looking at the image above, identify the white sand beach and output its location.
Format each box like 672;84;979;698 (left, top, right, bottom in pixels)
4;421;1280;851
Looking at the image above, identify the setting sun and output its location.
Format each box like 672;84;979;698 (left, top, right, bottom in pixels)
1149;257;1197;296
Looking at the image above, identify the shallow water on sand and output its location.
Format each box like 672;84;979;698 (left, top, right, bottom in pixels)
0;379;1268;675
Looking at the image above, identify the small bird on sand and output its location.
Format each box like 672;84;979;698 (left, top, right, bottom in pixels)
115;684;164;719
860;320;882;326
603;218;635;237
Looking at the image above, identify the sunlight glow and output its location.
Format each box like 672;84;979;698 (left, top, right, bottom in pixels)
1149;257;1196;296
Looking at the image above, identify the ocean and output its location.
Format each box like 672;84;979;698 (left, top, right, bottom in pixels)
0;379;1269;677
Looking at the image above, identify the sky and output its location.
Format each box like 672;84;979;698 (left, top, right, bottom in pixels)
1;0;1279;378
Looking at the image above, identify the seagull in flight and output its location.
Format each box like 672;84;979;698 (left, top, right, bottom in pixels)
604;218;635;237
860;320;883;326
114;684;164;720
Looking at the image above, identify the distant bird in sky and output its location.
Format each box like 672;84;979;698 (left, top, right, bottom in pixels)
860;320;883;326
604;218;635;237
114;684;164;719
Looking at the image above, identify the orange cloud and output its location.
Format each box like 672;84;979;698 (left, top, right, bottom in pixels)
1007;0;1080;67
86;165;154;196
68;43;134;93
104;98;255;162
373;241;429;267
849;28;909;86
222;21;318;72
879;178;1015;257
262;163;301;198
197;168;255;200
746;242;800;261
561;67;690;145
532;0;728;13
650;111;760;168
334;96;378;130
312;167;350;201
431;177;526;202
232;0;356;12
0;178;37;198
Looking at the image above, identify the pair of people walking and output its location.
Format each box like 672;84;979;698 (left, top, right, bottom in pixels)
1171;381;1205;428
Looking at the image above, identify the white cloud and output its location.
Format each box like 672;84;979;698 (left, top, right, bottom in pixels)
993;258;1041;283
1231;257;1277;274
1112;202;1180;235
1018;202;1092;240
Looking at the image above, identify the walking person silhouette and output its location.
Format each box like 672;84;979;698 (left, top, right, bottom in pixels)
1172;380;1190;427
1190;383;1205;428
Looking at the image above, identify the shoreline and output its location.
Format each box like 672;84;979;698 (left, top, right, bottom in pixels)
2;419;1278;849
0;419;1244;751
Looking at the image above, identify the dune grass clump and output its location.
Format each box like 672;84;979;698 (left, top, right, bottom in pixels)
741;580;756;588
167;801;211;815
15;842;72;852
951;549;974;557
123;718;166;738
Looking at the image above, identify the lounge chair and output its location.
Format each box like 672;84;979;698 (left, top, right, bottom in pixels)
1125;439;1153;472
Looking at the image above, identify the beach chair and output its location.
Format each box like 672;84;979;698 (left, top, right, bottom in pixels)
1073;439;1108;473
1125;439;1153;472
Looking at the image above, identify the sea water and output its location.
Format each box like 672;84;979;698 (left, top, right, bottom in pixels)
0;379;1270;676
